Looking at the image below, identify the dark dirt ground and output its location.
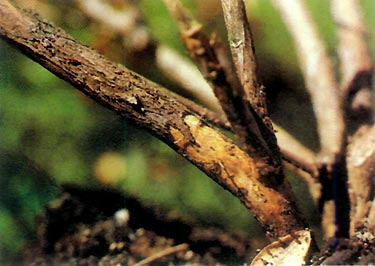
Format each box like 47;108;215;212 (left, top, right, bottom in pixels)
11;185;256;266
310;232;375;265
8;185;375;265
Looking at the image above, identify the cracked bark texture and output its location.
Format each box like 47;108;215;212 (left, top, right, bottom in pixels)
0;1;307;240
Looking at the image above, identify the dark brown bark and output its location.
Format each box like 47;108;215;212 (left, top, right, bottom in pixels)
0;1;307;240
164;0;283;188
271;0;374;240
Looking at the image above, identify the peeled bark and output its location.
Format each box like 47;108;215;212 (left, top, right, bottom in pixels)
0;1;307;240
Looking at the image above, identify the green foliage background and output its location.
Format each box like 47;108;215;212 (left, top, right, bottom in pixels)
0;0;374;261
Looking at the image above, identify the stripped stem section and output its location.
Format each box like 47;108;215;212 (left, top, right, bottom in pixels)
75;0;315;181
163;0;283;178
0;0;307;239
220;0;323;205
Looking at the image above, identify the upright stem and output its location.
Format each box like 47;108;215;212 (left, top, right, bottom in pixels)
0;0;308;240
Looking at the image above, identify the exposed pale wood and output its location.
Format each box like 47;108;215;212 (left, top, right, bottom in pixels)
0;0;307;240
74;0;315;183
164;0;283;183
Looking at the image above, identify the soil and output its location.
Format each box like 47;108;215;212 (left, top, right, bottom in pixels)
9;185;375;265
12;185;255;266
310;231;375;265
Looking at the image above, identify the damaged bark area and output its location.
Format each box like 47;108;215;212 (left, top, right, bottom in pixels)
2;0;375;265
0;0;306;241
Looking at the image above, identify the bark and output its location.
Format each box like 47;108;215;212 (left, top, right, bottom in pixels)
0;1;307;240
348;125;375;233
273;0;345;162
272;0;350;239
221;0;270;127
331;0;375;236
164;0;283;186
331;0;374;131
72;0;320;185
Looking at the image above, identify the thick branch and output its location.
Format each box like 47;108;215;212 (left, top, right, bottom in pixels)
74;0;313;180
0;1;307;239
75;0;225;128
76;0;220;111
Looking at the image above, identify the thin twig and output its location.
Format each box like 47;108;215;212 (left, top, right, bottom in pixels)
163;0;282;170
0;0;308;240
275;128;317;176
331;0;374;237
275;127;321;202
75;0;228;130
331;0;373;88
331;0;374;131
131;243;189;266
273;0;351;239
220;0;272;131
162;0;240;121
272;0;345;162
283;159;322;204
76;0;324;170
156;45;221;112
77;0;221;111
77;0;142;35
